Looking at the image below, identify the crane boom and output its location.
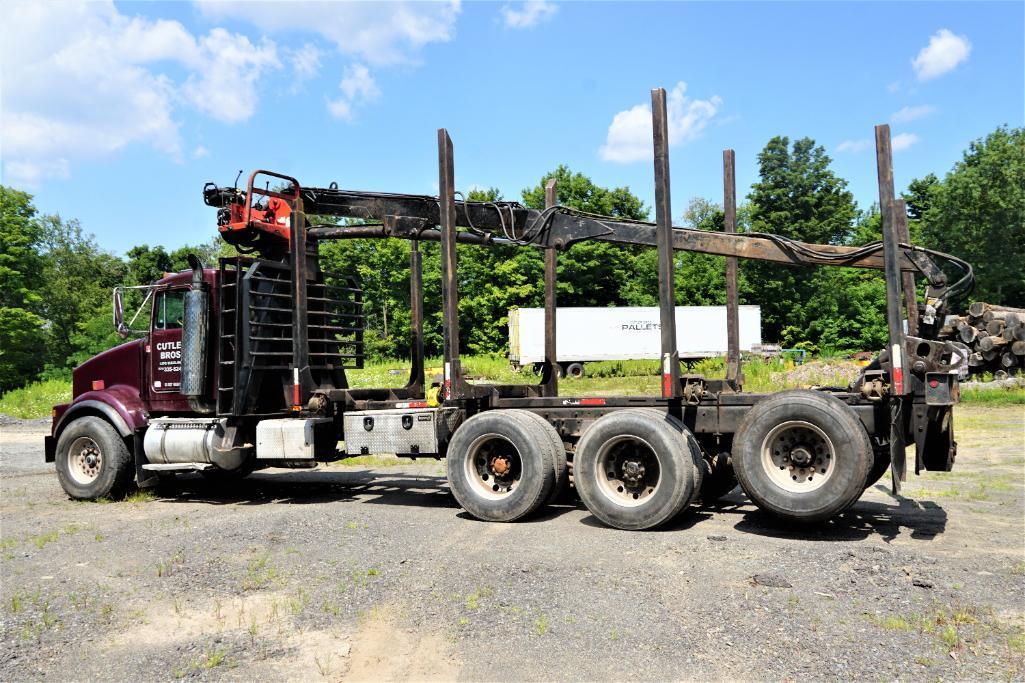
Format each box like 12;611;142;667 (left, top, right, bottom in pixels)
208;181;939;276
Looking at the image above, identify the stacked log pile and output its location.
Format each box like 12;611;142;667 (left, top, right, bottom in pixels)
938;303;1025;376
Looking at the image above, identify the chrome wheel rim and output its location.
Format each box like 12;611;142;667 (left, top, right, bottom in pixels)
595;436;661;507
68;436;103;485
760;420;835;493
464;433;521;500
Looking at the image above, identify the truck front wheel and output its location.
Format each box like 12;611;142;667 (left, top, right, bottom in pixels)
55;416;135;500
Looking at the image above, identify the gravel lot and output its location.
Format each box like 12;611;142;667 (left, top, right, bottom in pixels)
1;405;1023;681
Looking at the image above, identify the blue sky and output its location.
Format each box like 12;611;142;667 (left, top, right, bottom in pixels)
3;1;1022;254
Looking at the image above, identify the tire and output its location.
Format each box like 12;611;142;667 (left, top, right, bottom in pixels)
516;410;569;503
732;390;872;523
564;363;585;379
574;409;700;530
864;448;891;491
699;453;739;503
55;416;135;500
624;408;704;500
446;410;556;522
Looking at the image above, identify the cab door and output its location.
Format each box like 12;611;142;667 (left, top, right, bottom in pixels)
148;287;186;399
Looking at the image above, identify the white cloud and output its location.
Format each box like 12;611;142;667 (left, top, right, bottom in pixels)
290;43;323;82
2;159;71;185
192;145;210;160
890;104;936;124
192;2;462;125
836;139;870;154
891;132;920;151
599;82;722;163
326;99;353;121
501;1;557;29
327;63;380;121
912;29;971;80
195;1;461;65
340;63;380;101
0;0;280;186
184;29;279;123
887;81;901;93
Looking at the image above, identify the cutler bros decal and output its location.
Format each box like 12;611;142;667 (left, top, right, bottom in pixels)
154;340;181;389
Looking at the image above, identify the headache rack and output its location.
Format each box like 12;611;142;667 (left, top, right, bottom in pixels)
216;256;364;416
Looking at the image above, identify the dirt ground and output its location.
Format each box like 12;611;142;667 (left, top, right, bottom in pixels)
1;405;1023;681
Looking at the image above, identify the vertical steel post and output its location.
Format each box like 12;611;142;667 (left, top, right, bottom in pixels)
875;124;919;336
875;124;909;492
896;212;919;336
438;129;463;400
651;88;681;399
289;197;311;411
722;148;743;388
542;178;559;397
405;240;425;395
875;125;906;382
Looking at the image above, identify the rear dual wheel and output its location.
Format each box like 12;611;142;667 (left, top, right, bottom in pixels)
574;409;704;530
446;410;564;522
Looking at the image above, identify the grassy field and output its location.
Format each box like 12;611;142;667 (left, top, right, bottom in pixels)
0;379;74;420
2;355;1022;420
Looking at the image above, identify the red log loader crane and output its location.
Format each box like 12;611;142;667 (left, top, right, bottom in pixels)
46;89;972;530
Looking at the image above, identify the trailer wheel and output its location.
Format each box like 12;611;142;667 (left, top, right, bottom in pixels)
733;390;872;523
574;410;700;530
564;363;585;379
516;410;569;503
446;410;556;522
55;416;135;500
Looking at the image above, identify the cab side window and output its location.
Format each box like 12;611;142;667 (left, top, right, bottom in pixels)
154;290;185;330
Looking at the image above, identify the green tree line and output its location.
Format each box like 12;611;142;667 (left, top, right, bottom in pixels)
1;126;1021;393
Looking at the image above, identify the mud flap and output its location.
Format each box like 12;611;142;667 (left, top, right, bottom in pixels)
915;405;956;472
133;429;160;489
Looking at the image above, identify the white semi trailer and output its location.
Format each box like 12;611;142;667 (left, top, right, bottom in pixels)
508;305;762;377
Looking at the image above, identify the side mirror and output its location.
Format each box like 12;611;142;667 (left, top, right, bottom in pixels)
113;288;129;338
112;284;156;337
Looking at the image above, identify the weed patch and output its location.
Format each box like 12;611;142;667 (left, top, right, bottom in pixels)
156;549;185;577
242;553;279;591
0;379;71;419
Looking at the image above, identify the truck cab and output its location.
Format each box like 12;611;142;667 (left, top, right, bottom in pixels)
45;267;222;498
